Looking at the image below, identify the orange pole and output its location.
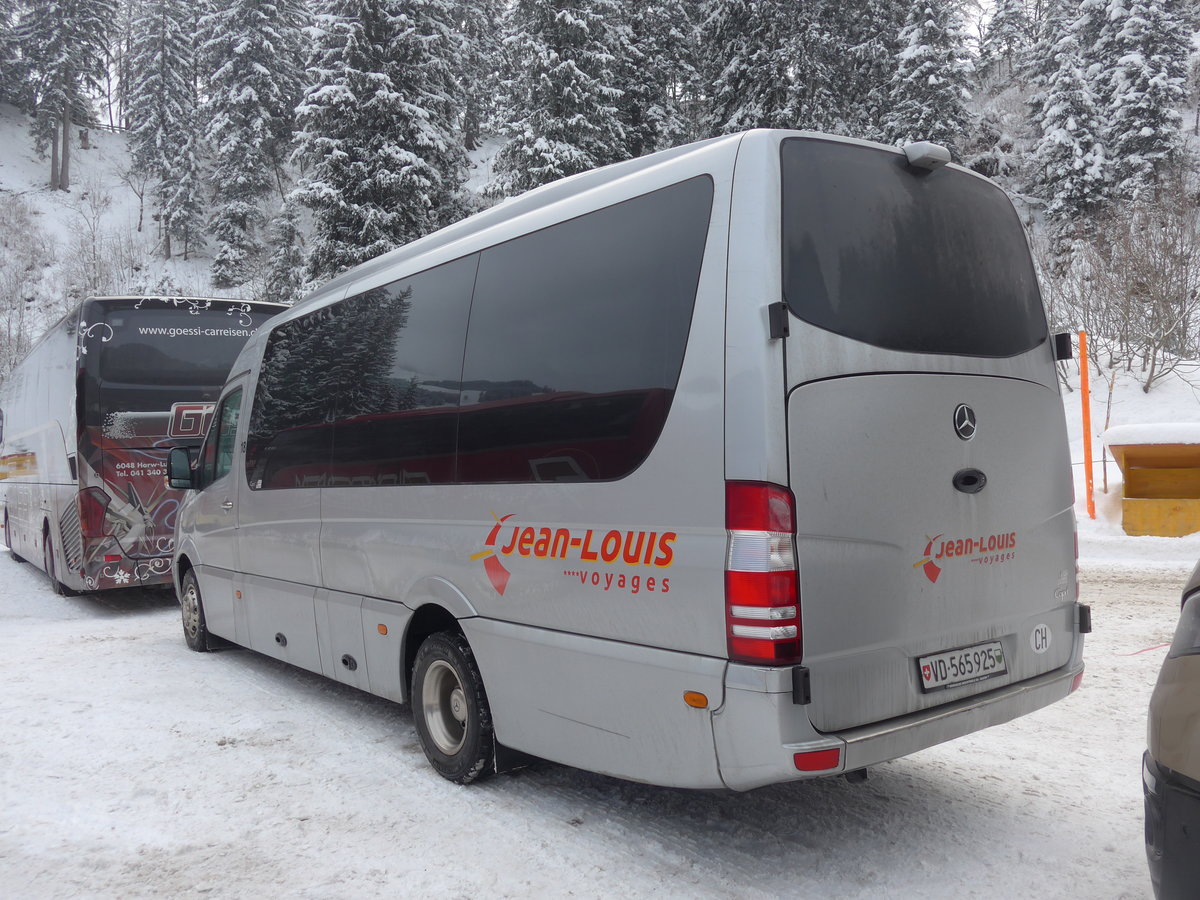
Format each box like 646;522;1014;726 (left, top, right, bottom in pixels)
1078;331;1095;519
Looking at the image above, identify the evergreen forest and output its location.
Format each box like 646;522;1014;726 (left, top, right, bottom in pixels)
0;0;1198;390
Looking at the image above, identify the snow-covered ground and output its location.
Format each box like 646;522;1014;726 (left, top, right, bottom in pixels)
0;535;1188;899
2;364;1199;898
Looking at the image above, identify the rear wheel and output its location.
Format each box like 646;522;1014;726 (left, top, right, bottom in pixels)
42;528;70;595
180;569;213;652
5;514;24;563
412;631;494;784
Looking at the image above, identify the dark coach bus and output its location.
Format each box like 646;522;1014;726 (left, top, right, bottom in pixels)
0;295;284;592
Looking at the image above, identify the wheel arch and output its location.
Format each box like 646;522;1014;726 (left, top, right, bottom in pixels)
402;603;463;693
175;553;195;596
41;516;54;562
399;576;478;691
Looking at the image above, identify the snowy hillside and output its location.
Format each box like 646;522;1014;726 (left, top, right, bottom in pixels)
0;103;215;297
0;101;504;309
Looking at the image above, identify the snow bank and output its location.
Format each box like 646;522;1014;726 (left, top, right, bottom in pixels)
1103;423;1200;447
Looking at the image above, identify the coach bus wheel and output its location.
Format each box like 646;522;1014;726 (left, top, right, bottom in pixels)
412;631;495;784
42;530;70;595
5;515;24;563
180;570;214;652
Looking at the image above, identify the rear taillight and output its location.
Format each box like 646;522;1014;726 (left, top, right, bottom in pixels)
78;487;111;539
725;481;800;665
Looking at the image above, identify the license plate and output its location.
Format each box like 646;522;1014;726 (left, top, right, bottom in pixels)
918;640;1007;692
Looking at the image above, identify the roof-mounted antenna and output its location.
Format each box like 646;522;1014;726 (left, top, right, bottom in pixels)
902;141;951;171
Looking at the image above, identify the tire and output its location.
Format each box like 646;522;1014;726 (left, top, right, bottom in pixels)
5;514;24;563
411;631;495;784
179;569;214;652
42;529;70;595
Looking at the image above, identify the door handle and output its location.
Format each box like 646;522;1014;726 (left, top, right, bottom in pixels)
221;500;234;511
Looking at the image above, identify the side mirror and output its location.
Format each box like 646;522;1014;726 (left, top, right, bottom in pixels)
1053;332;1074;361
167;447;195;490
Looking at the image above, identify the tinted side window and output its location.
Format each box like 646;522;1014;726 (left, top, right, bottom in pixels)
781;138;1046;357
213;389;242;482
327;256;477;486
246;308;339;489
457;176;713;483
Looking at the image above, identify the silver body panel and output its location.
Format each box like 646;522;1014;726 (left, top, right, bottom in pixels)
788;372;1076;732
0;314;78;576
174;129;1084;790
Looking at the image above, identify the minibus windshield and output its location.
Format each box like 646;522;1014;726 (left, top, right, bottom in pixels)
780;138;1047;357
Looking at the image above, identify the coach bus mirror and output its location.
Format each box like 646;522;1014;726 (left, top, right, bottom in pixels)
167;447;195;490
1053;332;1073;361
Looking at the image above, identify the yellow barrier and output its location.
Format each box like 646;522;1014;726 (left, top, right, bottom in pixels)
1108;441;1200;537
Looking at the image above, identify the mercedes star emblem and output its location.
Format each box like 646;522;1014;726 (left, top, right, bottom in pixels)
953;403;977;441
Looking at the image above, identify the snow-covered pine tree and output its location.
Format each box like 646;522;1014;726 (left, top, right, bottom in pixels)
834;0;909;140
1076;0;1115;109
1100;0;1190;201
294;0;469;280
703;0;871;137
701;0;793;134
613;0;702;157
262;199;308;305
785;2;843;132
127;0;197;259
979;0;1033;80
453;0;504;151
1029;23;1108;228
166;113;207;261
1190;41;1200;136
199;0;309;288
881;0;974;159
108;0;136;130
0;0;24;107
404;0;473;230
489;0;627;197
15;0;117;190
1024;0;1080;114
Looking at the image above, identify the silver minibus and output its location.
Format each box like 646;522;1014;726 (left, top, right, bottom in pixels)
169;130;1087;788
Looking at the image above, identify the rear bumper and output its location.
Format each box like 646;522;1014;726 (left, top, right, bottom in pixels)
714;661;1083;791
69;556;174;592
1143;752;1200;899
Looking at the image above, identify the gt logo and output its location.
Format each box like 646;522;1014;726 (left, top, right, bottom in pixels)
168;403;215;439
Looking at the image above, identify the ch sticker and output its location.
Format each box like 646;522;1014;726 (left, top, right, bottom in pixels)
1030;624;1051;654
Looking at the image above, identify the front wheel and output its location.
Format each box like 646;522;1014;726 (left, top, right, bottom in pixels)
179;570;214;652
5;514;24;563
411;631;494;784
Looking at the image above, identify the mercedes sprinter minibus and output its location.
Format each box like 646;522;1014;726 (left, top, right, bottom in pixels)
169;130;1087;789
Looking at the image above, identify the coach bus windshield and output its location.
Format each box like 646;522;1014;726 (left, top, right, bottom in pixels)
80;298;278;436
